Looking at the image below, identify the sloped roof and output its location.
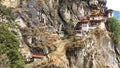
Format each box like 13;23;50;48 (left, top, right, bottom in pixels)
107;9;113;11
81;19;89;23
32;54;43;58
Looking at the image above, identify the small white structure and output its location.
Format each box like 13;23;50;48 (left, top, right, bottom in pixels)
107;9;113;18
82;24;89;31
99;16;103;20
59;31;64;37
75;33;83;36
89;12;105;30
90;17;94;20
81;19;89;31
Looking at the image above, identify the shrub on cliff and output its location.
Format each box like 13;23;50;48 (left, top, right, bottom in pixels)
0;1;25;67
64;20;74;38
106;18;120;44
0;23;25;68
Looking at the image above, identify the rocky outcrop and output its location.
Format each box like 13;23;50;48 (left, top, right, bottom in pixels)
66;28;119;68
5;0;119;68
13;0;107;49
14;0;92;30
13;0;93;64
24;28;119;68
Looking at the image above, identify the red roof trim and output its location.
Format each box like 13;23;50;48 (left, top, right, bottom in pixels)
32;54;43;58
81;20;89;23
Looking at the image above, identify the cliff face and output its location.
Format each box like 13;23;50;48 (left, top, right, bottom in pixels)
23;28;119;68
14;0;107;46
66;29;119;68
14;0;93;64
7;0;120;68
15;0;91;29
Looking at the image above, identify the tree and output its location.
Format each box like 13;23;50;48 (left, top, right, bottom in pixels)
106;18;120;44
0;23;25;68
0;1;15;28
64;20;74;38
0;1;25;68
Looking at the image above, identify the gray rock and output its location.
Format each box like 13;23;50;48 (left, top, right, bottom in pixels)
115;46;120;55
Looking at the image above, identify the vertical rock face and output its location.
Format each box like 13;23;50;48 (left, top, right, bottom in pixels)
13;0;92;63
5;0;119;68
14;0;91;30
66;29;119;68
14;0;103;41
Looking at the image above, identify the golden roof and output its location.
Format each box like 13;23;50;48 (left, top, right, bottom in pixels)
89;9;104;16
91;10;100;14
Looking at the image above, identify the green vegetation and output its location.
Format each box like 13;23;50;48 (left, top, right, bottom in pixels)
64;20;74;38
0;1;25;68
0;1;15;28
106;18;120;44
0;23;25;68
0;4;15;21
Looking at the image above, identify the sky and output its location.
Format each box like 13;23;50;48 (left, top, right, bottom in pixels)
106;0;120;11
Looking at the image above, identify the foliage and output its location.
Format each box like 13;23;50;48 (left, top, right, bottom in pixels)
0;1;25;67
64;20;74;38
0;4;15;20
0;23;25;68
106;18;120;44
0;2;16;28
